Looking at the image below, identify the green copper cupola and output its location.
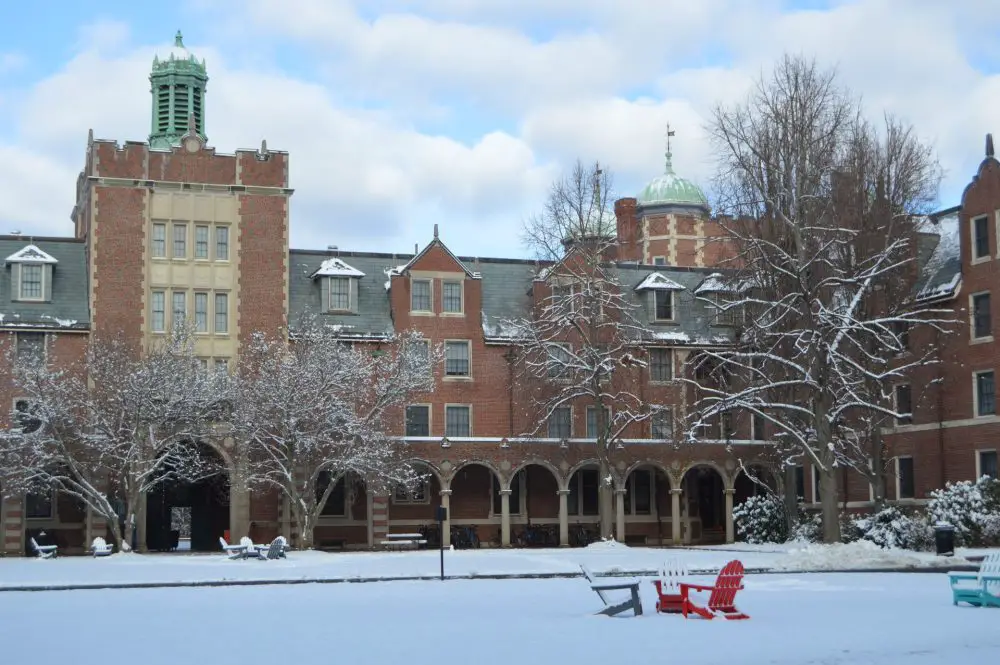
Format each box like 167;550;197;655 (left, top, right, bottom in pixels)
149;31;208;150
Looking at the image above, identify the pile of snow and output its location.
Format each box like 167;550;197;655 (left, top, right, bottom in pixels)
584;538;629;551
774;540;967;571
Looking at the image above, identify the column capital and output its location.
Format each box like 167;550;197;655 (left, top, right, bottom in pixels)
499;489;513;496
556;489;571;496
439;489;453;497
669;488;684;495
614;488;627;495
724;488;736;495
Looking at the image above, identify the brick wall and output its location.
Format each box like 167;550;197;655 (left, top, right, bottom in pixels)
237;194;289;347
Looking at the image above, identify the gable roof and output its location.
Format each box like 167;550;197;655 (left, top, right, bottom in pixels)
634;272;686;291
0;237;89;330
394;237;479;279
310;256;365;278
5;244;58;264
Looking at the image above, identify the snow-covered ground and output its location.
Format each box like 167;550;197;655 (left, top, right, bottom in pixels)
3;573;997;665
0;540;985;590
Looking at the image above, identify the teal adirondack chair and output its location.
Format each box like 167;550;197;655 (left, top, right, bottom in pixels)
949;551;1000;607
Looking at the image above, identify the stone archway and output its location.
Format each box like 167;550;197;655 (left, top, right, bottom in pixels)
619;462;672;546
734;464;777;504
680;464;728;545
507;462;563;547
145;440;232;552
447;461;503;548
564;461;602;546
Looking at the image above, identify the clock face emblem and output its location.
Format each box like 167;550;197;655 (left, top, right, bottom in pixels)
183;136;200;153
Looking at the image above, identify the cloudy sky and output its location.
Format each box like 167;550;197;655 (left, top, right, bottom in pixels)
1;1;998;258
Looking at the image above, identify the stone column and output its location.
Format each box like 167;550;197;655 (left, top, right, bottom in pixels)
557;489;570;547
366;491;375;548
614;488;626;543
724;488;736;544
371;492;390;547
1;496;22;556
229;442;250;541
500;489;511;547
670;488;682;545
440;490;452;548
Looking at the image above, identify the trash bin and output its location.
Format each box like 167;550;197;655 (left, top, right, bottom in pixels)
934;522;955;556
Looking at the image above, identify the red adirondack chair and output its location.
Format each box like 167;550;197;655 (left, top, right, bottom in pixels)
678;559;749;620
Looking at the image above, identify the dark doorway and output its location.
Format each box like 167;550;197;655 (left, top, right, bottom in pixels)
146;442;230;552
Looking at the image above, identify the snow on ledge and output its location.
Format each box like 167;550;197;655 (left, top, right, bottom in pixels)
634;272;685;291
311;257;365;278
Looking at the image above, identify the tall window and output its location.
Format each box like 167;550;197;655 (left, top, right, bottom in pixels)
652;408;672;439
411;279;431;312
173;223;187;258
649;348;672;382
973;215;990;260
980;450;998;479
891;320;911;352
195;226;209;259
25;489;52;519
151;291;165;332
654;290;673;321
973;293;992;339
623;469;652;515
16;332;45;364
194;293;208;332
330;278;350;311
445;405;471;437
405;405;430;437
586;406;611;439
711;294;736;325
442;281;463;313
215;293;229;333
172;292;186;325
752;414;766;441
20;265;43;300
547;407;572;439
976;370;996;416
152;223;166;258
215;226;229;261
552;284;576;313
897;457;915;499
568;469;599;516
316;472;346;517
894;384;912;425
547;344;572;379
444;341;470;377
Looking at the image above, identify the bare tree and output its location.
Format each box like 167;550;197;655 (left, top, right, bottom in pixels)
0;327;224;551
232;319;441;549
687;55;948;542
510;160;652;539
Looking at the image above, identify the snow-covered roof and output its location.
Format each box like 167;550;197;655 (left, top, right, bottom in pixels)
694;273;734;294
915;211;961;301
5;244;58;264
310;257;365;278
634;272;686;291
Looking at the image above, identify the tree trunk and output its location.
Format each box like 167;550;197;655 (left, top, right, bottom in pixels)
598;461;614;539
819;468;841;543
783;463;799;535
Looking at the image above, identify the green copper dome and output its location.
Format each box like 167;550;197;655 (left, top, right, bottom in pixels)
636;151;709;211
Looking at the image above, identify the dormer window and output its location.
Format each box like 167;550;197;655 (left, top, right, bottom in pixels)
311;257;364;314
6;244;58;303
634;272;683;323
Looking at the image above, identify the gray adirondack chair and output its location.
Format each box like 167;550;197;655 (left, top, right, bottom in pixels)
581;565;643;617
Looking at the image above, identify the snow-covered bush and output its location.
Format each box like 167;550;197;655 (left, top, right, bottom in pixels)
733;494;787;543
790;509;822;543
851;506;932;551
927;476;1000;547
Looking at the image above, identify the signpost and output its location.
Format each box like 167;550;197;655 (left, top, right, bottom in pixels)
435;505;447;580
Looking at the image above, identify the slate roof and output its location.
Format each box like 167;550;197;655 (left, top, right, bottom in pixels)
289;250;404;339
914;207;961;302
0;236;89;330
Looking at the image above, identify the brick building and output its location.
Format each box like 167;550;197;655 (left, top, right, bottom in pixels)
1;34;997;555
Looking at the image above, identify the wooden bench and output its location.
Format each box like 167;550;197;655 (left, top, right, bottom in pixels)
380;533;427;551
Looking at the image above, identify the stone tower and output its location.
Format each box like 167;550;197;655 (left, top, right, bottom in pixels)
148;30;208;150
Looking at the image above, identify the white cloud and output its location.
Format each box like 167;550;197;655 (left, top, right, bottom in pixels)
1;1;999;259
0;53;27;76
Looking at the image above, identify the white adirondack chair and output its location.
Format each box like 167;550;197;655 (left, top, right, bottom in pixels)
91;537;114;557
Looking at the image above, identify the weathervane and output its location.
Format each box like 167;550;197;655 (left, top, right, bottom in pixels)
665;122;676;172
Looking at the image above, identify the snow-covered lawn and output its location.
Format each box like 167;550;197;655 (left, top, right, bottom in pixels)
0;541;984;590
3;573;997;665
